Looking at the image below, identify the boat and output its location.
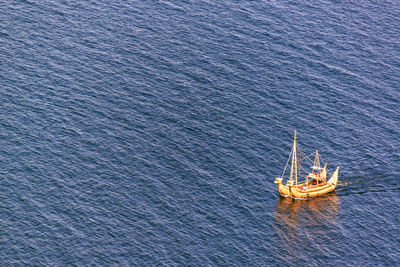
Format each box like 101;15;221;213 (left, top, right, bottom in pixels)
274;130;339;199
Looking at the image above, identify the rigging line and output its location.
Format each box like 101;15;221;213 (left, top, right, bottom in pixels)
299;155;314;168
299;165;310;176
303;156;316;167
297;147;315;173
302;151;317;163
281;145;293;179
299;147;314;159
299;154;320;178
296;145;302;181
298;148;306;161
298;150;314;178
298;149;301;170
298;145;304;176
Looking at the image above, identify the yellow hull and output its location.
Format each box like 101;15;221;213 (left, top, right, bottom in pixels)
275;167;339;199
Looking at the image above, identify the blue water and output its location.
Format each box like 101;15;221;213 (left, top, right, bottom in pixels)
1;0;399;265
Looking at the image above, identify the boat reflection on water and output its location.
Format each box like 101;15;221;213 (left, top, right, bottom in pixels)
272;193;340;262
274;193;340;229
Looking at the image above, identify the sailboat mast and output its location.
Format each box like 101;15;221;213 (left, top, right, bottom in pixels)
290;130;298;185
314;150;321;174
313;150;321;174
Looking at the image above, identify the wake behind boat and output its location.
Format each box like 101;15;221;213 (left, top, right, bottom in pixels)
274;130;339;199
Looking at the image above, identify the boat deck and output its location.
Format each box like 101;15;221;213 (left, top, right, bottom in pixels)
296;181;327;191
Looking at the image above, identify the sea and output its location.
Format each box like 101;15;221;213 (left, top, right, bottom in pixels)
1;0;399;266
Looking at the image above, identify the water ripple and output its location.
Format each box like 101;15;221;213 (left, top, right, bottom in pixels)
1;0;399;265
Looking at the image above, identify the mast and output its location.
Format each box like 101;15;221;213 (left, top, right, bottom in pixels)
321;163;327;181
313;150;321;174
290;130;298;185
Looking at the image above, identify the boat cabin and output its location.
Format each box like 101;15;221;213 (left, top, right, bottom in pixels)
307;166;325;185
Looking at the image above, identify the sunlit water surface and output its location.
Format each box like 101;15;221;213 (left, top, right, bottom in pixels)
1;0;399;265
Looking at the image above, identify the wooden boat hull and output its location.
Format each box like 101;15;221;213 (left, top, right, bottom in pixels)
275;167;339;199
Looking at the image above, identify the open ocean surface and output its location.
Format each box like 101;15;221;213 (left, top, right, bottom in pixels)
1;0;399;266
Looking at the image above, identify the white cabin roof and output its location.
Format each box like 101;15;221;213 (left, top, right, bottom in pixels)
311;166;323;170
